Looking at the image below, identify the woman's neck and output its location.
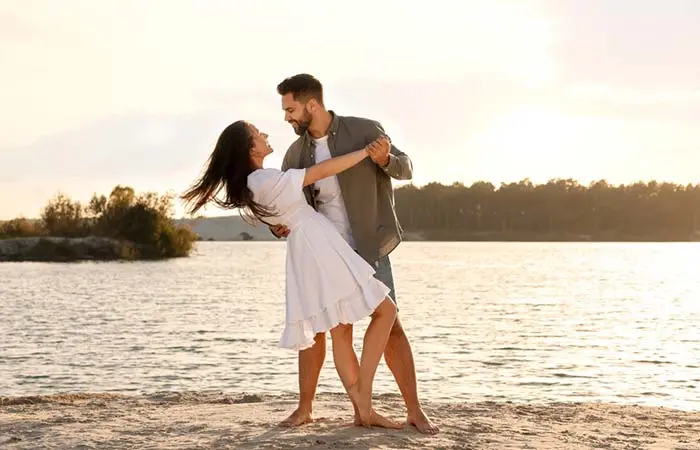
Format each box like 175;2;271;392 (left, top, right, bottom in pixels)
250;157;264;170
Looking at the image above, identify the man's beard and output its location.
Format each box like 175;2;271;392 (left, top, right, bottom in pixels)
291;112;312;136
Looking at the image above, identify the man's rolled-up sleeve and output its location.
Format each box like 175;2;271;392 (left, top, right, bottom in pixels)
368;121;413;180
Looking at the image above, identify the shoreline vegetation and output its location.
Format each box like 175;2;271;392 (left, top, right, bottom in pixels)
2;178;700;261
0;186;197;262
179;178;700;242
392;178;700;242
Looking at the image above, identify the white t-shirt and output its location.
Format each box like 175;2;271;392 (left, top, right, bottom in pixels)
313;136;356;249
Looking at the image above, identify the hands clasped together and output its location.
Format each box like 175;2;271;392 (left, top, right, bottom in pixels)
270;136;391;239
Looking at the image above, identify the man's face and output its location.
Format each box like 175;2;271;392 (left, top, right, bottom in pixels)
281;93;312;136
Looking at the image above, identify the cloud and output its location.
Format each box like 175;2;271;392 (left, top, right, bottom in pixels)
0;110;292;184
0;0;557;148
2;76;698;192
2;0;700;218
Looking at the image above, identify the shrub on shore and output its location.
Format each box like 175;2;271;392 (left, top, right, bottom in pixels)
0;186;198;261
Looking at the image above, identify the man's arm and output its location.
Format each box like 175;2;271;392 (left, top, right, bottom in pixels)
367;121;413;180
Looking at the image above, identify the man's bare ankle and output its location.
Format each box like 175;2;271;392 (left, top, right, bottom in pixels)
406;404;425;416
296;404;313;414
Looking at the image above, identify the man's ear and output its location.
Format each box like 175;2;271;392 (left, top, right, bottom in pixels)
306;99;319;113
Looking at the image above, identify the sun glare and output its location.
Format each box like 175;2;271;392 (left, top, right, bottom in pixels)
462;106;584;182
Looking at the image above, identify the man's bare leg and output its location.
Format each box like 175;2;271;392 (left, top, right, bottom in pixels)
279;332;326;427
383;316;440;434
329;323;401;429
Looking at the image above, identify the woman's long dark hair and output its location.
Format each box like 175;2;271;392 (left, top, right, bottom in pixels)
181;120;275;223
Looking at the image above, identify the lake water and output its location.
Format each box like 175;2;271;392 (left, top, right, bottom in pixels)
2;242;698;411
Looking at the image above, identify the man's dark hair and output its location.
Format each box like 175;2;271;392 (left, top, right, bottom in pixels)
277;74;324;105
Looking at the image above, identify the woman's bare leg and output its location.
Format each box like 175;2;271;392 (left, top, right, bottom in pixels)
330;322;401;429
346;297;397;426
329;324;360;415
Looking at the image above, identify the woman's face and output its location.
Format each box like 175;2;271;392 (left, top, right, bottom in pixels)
247;123;273;159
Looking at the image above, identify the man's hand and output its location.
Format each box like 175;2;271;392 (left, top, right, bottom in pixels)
270;224;290;238
367;136;391;168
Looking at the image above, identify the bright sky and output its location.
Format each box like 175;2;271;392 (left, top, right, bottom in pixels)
1;0;699;219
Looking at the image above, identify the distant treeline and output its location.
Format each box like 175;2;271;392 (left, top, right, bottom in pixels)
0;186;197;259
394;179;700;241
4;179;699;248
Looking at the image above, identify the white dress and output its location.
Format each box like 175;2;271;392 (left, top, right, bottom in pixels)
247;168;391;351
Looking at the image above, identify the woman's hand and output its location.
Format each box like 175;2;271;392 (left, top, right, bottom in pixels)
366;136;391;167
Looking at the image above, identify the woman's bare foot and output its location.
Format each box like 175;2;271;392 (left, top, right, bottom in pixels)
347;383;371;427
407;408;439;434
353;409;403;429
279;407;313;427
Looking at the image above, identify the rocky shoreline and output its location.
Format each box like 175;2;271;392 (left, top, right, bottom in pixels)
0;237;131;262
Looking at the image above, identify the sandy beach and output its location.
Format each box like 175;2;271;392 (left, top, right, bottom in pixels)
1;392;698;449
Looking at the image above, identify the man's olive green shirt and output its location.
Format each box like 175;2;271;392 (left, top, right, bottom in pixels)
280;112;413;263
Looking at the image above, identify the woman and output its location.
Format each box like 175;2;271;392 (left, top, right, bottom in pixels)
182;120;399;428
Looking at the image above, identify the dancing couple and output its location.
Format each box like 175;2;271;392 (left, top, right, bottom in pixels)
183;74;438;434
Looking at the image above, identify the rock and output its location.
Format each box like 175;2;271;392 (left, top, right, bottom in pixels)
0;236;130;262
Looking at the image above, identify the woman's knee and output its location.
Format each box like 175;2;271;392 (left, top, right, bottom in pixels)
372;297;397;320
330;323;353;340
312;331;327;346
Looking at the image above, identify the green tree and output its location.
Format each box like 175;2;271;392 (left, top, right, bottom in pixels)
41;193;86;237
0;217;44;238
2;185;198;260
392;178;700;241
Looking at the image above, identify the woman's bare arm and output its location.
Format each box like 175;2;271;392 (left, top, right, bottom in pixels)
302;137;387;187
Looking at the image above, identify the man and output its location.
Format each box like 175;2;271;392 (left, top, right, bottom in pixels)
270;74;438;434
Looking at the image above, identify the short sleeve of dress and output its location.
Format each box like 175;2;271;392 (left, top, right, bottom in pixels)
280;168;307;192
247;168;307;211
247;168;281;200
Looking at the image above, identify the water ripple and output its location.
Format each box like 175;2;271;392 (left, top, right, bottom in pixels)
1;241;699;411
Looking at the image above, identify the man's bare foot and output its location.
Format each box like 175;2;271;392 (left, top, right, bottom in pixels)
407;408;439;434
353;409;403;429
347;383;371;427
279;407;313;427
